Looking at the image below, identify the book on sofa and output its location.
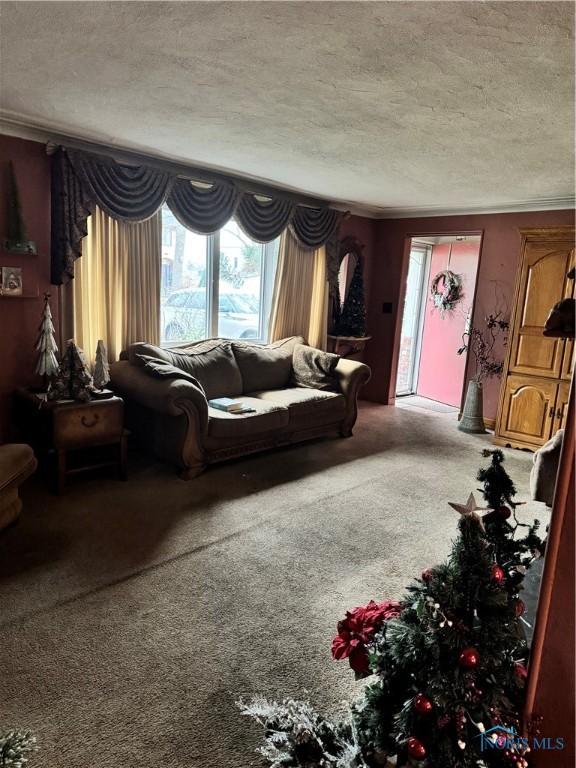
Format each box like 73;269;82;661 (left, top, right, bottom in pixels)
208;397;255;414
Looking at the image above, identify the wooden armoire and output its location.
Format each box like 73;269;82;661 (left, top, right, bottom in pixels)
495;227;575;451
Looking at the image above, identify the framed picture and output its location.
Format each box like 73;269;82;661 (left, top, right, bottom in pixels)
1;266;23;296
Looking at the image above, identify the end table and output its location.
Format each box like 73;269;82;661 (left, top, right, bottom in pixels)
15;389;128;494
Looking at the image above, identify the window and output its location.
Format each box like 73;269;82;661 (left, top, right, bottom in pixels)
160;208;279;344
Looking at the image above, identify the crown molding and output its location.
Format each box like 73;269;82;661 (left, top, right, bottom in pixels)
1;113;573;222
375;198;575;219
0;113;336;211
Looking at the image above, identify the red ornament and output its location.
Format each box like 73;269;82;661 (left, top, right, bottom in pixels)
514;662;528;680
491;564;506;585
406;737;426;760
459;646;480;668
437;714;451;728
413;693;433;714
421;568;434;583
513;598;526;617
497;505;512;519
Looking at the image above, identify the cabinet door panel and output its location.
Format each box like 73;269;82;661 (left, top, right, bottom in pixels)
555;382;571;431
559;248;575;381
561;340;574;381
509;245;572;378
499;376;557;445
515;335;559;374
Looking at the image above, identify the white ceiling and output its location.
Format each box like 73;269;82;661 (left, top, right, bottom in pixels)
0;1;574;216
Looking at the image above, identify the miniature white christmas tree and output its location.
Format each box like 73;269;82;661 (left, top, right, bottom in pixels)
35;292;59;386
93;339;110;390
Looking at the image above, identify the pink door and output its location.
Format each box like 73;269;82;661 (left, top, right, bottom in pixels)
417;241;480;407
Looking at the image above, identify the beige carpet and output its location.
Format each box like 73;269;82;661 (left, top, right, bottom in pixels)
0;403;547;768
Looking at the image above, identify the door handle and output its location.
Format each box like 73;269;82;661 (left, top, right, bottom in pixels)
81;414;100;428
548;406;555;419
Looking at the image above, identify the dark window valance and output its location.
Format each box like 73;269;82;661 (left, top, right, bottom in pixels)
168;178;240;234
50;147;341;284
290;206;340;249
67;150;173;221
50;149;95;284
235;195;294;243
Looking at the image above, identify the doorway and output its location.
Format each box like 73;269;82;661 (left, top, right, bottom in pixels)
396;234;482;409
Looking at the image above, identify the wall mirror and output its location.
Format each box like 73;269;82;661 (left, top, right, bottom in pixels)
328;235;364;334
337;251;357;307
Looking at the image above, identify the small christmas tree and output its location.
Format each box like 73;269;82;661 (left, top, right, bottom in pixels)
335;259;367;337
478;449;543;570
240;451;543;768
93;340;111;390
0;728;37;767
34;293;59;389
48;340;94;402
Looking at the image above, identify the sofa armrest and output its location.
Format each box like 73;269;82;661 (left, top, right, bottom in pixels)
110;361;209;429
111;361;210;477
334;358;371;435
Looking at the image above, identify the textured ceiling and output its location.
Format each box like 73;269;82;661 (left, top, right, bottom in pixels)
0;1;574;214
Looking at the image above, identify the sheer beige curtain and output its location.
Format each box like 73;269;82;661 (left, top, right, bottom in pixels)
269;229;328;349
72;206;161;364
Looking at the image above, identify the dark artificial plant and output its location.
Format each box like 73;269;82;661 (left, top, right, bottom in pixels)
457;313;509;383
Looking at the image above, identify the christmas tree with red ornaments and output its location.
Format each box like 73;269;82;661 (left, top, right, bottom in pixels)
239;450;543;768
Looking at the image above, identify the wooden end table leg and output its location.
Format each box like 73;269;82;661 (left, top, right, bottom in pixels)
56;448;66;494
119;433;128;481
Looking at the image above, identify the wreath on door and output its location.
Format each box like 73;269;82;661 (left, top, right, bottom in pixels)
430;270;463;315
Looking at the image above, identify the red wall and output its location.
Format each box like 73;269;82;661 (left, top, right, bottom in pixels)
0;136;56;441
417;241;480;407
0;135;572;433
364;209;575;419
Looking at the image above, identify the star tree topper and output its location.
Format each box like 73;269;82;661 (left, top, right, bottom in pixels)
448;493;487;531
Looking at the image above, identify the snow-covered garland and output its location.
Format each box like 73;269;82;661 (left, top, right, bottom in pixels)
430;270;463;315
0;729;37;767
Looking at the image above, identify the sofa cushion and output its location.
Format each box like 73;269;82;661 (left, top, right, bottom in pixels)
207;397;289;439
231;336;305;394
291;344;340;391
136;355;206;395
251;387;345;425
128;342;173;366
128;340;242;400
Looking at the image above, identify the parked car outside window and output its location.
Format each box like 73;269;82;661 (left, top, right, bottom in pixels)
162;289;260;342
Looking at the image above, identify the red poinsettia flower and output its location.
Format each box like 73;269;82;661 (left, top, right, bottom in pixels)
331;599;402;676
331;630;361;660
349;646;370;675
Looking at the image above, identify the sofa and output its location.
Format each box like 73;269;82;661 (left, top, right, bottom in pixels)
0;443;37;531
110;336;371;478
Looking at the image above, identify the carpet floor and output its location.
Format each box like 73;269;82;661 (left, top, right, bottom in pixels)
0;403;548;768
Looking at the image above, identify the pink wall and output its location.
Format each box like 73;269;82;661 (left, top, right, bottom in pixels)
364;209;575;420
0;136;56;441
417;241;480;407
